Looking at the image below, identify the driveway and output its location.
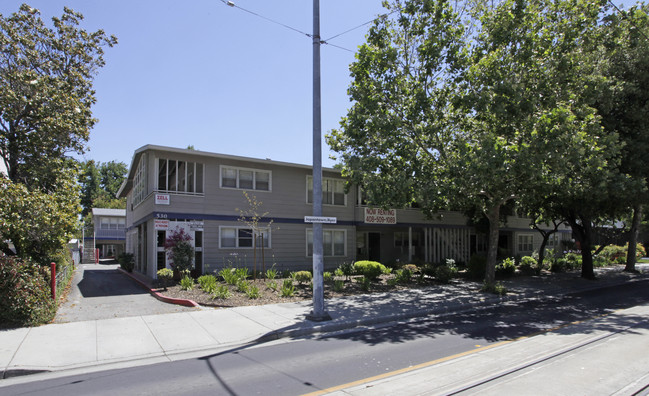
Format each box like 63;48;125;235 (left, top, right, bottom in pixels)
54;262;195;323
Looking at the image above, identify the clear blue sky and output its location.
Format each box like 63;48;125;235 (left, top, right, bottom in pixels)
0;1;641;169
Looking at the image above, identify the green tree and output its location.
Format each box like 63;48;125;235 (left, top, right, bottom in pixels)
79;160;127;216
0;5;116;261
328;0;611;283
594;4;649;273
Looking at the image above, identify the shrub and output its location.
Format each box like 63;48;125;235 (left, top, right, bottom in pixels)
333;279;344;292
564;253;582;270
468;254;487;279
599;243;647;264
293;271;312;284
337;262;355;280
180;275;194;291
402;264;419;274
117;252;135;273
518;256;540;276
280;279;295;297
265;267;278;280
268;280;278;292
357;276;371;291
551;258;567;272
394;268;412;283
212;285;231;299
164;228;195;273
352;261;388;280
496;258;516;278
481;281;507;296
237;280;250;293
334;268;344;277
0;256;56;327
235;267;249;280
197;275;218;293
434;264;458;284
157;268;174;290
323;271;333;282
219;267;239;285
246;284;260;299
421;264;436;278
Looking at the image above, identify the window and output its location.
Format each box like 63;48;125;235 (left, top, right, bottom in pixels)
306;229;346;257
157;158;204;194
133;154;147;207
546;233;561;249
307;176;346;206
394;232;420;247
220;226;270;249
518;234;534;252
220;166;271;191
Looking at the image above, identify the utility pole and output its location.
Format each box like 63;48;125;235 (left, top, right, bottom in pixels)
307;0;331;322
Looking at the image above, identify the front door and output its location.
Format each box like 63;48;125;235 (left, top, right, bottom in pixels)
368;232;381;262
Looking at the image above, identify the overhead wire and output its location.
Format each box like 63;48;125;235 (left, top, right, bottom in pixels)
218;0;394;53
607;0;649;42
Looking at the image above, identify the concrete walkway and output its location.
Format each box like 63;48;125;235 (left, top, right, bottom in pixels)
1;265;648;385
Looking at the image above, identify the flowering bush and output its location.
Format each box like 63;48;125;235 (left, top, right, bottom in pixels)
164;228;194;273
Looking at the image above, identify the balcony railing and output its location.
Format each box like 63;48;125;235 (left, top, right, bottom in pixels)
94;228;126;240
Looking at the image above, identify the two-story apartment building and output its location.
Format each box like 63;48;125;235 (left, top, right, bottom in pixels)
117;145;572;279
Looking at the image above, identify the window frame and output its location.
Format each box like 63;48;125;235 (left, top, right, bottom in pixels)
219;226;271;249
517;234;534;253
157;158;204;195
306;176;347;206
219;165;272;192
306;228;347;257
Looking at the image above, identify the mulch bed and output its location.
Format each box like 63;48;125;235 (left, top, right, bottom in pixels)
157;275;438;308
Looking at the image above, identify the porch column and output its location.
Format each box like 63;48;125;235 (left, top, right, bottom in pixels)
424;228;429;263
408;226;413;262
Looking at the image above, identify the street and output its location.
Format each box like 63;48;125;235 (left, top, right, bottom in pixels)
3;280;649;395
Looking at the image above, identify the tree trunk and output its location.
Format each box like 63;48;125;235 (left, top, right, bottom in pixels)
566;214;595;280
625;204;642;273
538;236;548;272
485;204;500;285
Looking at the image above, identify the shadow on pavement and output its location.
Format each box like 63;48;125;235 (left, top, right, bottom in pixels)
77;269;148;298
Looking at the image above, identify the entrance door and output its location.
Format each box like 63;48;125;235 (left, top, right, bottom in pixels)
368;232;381;262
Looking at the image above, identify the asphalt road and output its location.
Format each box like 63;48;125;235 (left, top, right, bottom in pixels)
54;263;193;323
7;279;649;395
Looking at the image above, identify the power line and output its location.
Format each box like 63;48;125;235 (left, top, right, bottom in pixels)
323;9;398;42
607;0;649;42
219;0;312;39
219;0;392;53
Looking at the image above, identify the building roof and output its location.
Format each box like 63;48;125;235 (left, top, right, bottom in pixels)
92;208;126;217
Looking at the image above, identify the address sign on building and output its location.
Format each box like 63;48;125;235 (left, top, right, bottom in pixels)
364;208;397;224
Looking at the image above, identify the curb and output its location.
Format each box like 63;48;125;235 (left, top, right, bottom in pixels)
117;268;200;308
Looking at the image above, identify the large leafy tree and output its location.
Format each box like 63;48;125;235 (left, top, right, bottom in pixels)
0;5;116;261
328;0;611;283
594;4;649;272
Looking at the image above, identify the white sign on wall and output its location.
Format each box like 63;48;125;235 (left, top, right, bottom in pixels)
155;194;170;205
364;208;397;224
154;219;169;230
304;216;337;224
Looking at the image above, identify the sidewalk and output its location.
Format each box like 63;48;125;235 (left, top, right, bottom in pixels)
1;265;647;382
